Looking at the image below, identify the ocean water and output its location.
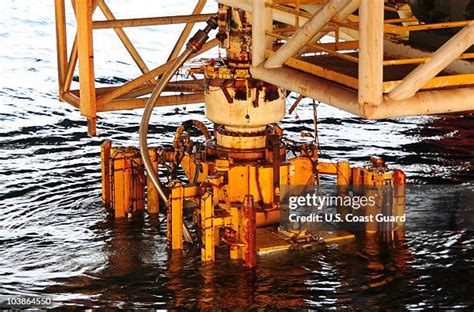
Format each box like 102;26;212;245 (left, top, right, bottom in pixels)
0;0;473;309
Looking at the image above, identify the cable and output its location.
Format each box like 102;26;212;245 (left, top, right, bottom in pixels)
139;17;218;243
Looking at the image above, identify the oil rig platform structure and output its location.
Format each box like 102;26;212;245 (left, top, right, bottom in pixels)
54;0;474;267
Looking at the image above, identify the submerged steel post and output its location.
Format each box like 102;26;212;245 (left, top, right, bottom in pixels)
200;192;215;262
147;148;160;214
242;195;257;268
169;183;184;250
101;140;112;208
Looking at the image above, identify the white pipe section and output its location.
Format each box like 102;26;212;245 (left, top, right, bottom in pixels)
389;23;474;101
221;0;474;75
251;65;362;115
358;0;384;106
252;0;268;66
384;40;474;75
223;0;474;117
264;0;351;69
299;0;359;55
250;65;474;119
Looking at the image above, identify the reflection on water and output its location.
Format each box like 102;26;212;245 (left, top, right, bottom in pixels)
0;0;473;309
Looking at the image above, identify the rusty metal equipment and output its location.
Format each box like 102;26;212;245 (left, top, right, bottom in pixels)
53;0;474;267
54;0;474;135
96;2;407;267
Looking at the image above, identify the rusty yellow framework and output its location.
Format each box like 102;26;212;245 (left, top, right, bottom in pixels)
54;0;217;135
55;0;474;136
263;2;474;92
245;0;474;119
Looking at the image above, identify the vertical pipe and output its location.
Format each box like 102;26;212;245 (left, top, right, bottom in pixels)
111;147;145;218
101;140;111;208
252;0;272;66
146;148;160;214
393;169;406;240
76;0;97;135
54;0;68;100
336;161;351;186
358;0;384;106
112;150;127;218
268;134;281;206
351;167;362;193
242;195;257;268
200;192;215;262
170;183;184;250
132;156;145;212
336;162;351;222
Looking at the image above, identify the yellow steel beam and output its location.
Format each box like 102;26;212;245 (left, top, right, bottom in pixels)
265;52;474;94
302;40;359;52
63;35;78;94
97;38;218;104
70;79;204;99
383;53;474;66
169;183;184;250
385;20;474;34
384;17;417;24
200;192;215;262
336;161;351;186
267;3;313;19
92;13;215;29
97;93;204;112
383;74;474;93
54;0;67;100
358;0;384;106
63;1;98;95
266;31;359;63
101;140;111;208
167;0;207;62
273;25;337;34
339;16;474;34
147;148;160;214
76;0;97;135
62;92;80;108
